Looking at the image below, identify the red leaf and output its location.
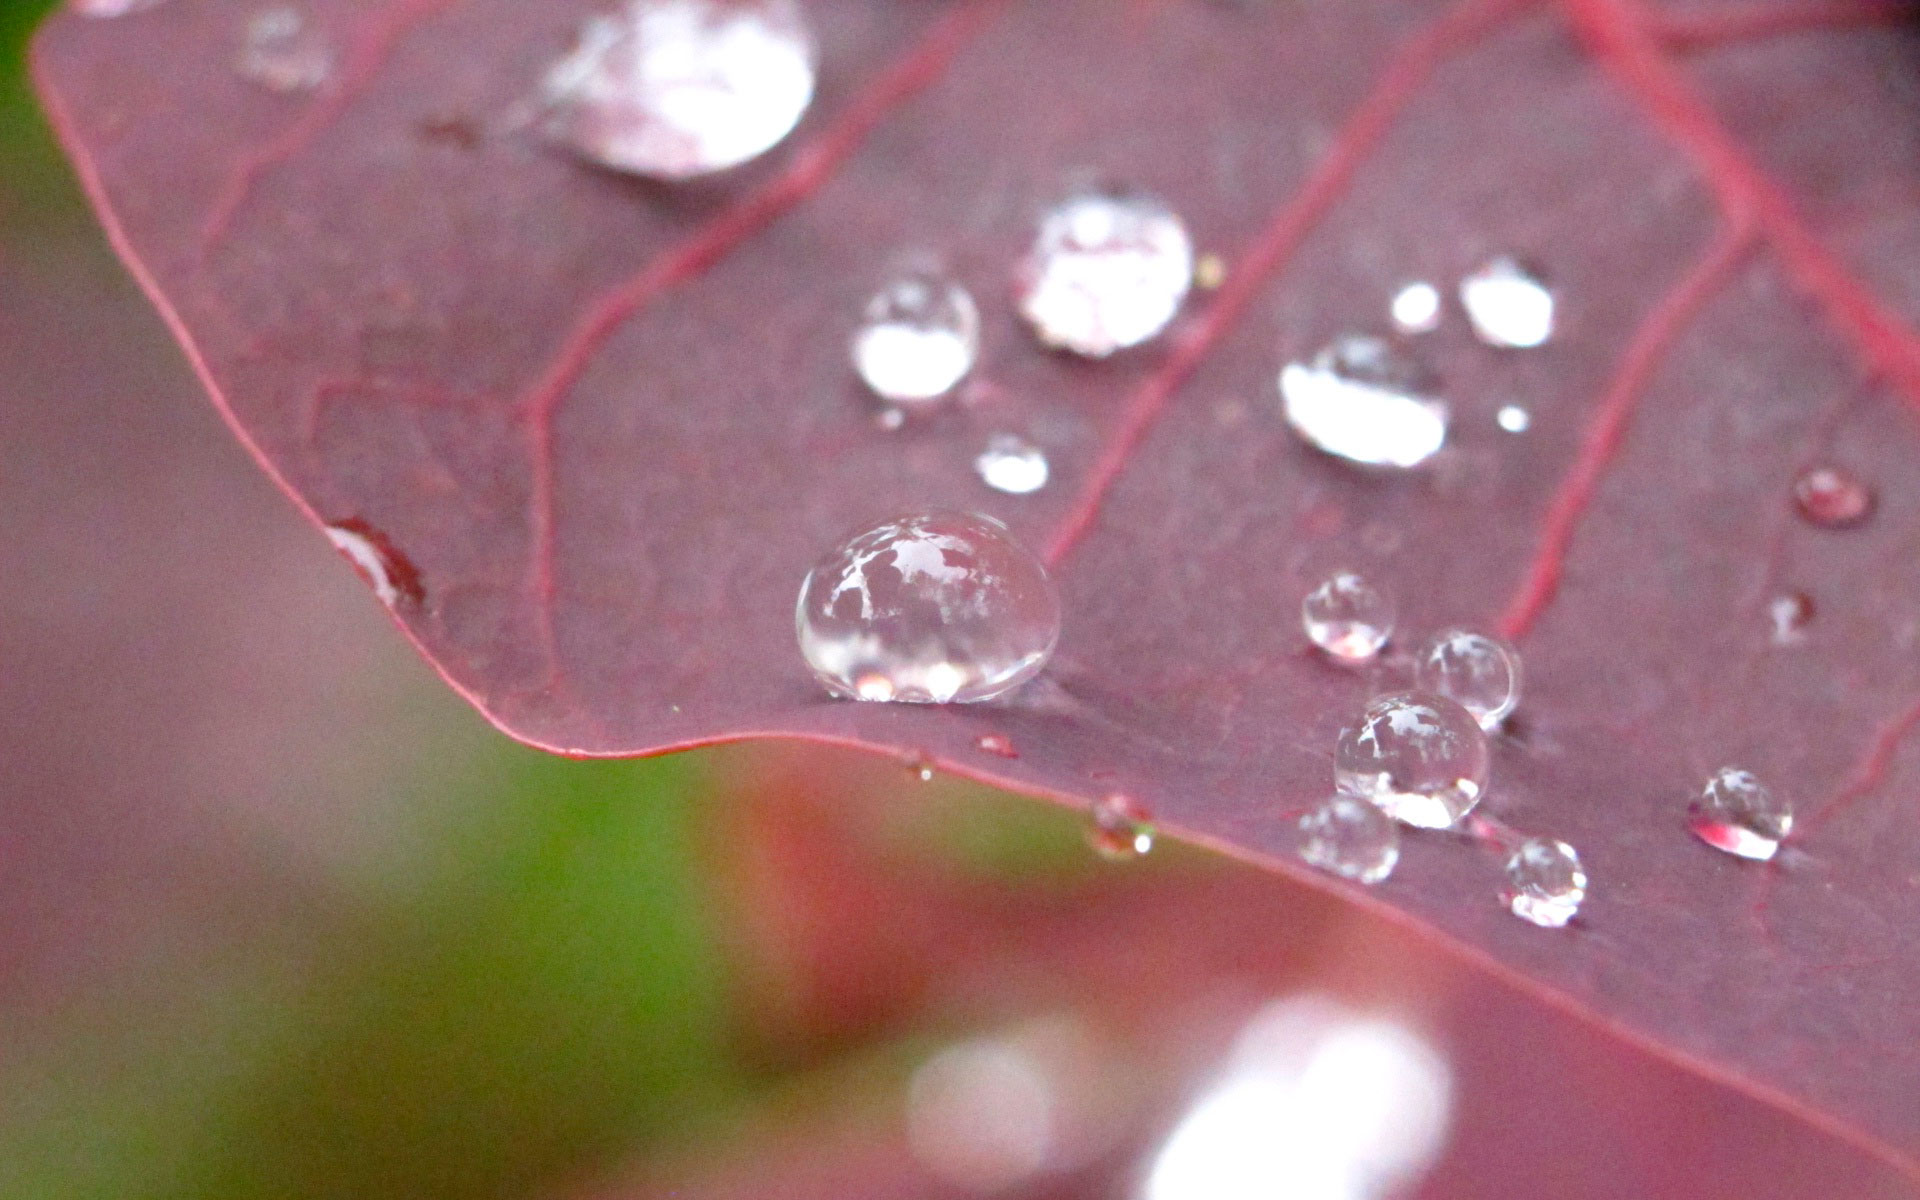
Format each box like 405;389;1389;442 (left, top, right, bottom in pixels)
32;0;1920;1176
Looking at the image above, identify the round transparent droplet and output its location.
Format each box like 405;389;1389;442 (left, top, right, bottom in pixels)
236;6;334;93
852;269;980;405
542;0;815;180
1088;794;1154;861
1415;630;1521;730
1302;570;1396;664
72;0;169;15
1280;333;1449;469
1496;404;1531;433
1016;188;1193;358
1504;837;1586;927
1297;794;1400;885
1335;692;1490;830
797;511;1060;704
1689;766;1792;861
1792;465;1875;529
1459;256;1555;349
1390;281;1442;335
975;434;1050;496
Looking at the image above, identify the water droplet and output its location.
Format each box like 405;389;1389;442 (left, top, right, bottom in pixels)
1194;252;1228;291
1088;793;1154;861
1389;281;1442;335
1689;766;1792;860
905;752;937;783
1296;794;1400;884
851;268;980;405
542;0;815;180
237;6;335;93
974;733;1019;759
1496;404;1531;433
1768;592;1813;647
1280;334;1449;469
1415;630;1521;730
72;0;168;15
1503;838;1586;927
1335;692;1489;830
1302;570;1395;664
1459;256;1555;349
324;519;423;608
1016;188;1193;358
975;434;1050;496
797;511;1061;704
1792;465;1875;529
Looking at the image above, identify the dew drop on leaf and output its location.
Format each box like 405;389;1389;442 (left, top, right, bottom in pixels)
796;511;1061;704
1015;188;1193;358
541;0;815;180
235;6;335;94
1504;837;1587;927
852;267;980;405
1088;793;1155;861
1389;280;1442;335
1690;767;1792;861
973;732;1019;759
1459;255;1555;349
1301;570;1395;664
1768;592;1814;647
1279;334;1448;469
1792;464;1875;529
975;434;1050;496
324;519;423;609
1297;794;1400;884
1415;629;1522;730
1335;692;1489;830
1496;403;1531;433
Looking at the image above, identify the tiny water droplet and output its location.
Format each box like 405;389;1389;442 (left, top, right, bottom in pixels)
874;405;907;432
1335;692;1490;830
1792;465;1875;529
974;733;1019;759
797;512;1061;704
1768;592;1813;647
1460;255;1555;349
1302;570;1395;664
1296;794;1400;884
852;268;980;405
72;0;168;15
1415;630;1521;730
1504;837;1586;927
1016;188;1193;358
1194;252;1228;291
237;6;335;93
906;753;937;783
542;0;815;180
1389;281;1442;335
1689;766;1792;860
975;434;1050;496
1088;793;1154;861
1496;404;1531;433
324;519;423;608
1280;334;1449;469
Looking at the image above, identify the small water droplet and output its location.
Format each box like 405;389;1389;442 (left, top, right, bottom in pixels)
797;511;1061;704
324;519;424;608
1335;692;1490;830
1504;837;1586;927
1415;630;1521;730
542;0;815;180
906;752;937;783
1792;465;1875;529
72;0;168;15
1280;334;1449;469
1496;404;1531;433
1296;794;1400;884
1016;188;1193;358
1768;593;1813;647
974;733;1019;759
975;434;1050;495
851;267;980;405
1302;570;1396;664
874;405;907;432
1194;252;1228;291
1689;766;1792;860
1389;281;1442;335
237;6;335;93
1459;256;1555;349
1088;793;1154;861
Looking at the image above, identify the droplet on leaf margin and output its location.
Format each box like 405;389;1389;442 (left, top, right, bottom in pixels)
1496;404;1531;433
1335;692;1489;830
1301;570;1395;664
1414;629;1521;730
1689;767;1792;861
541;0;816;180
324;519;424;609
235;6;335;94
1503;837;1586;928
1280;334;1448;469
796;511;1061;704
1088;793;1154;861
975;434;1050;495
1459;255;1555;349
1297;794;1400;885
1389;281;1442;335
1792;465;1875;530
852;266;980;405
1015;187;1194;358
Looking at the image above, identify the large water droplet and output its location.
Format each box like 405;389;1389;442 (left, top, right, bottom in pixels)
1689;766;1792;860
1415;630;1521;730
975;434;1050;496
1335;692;1489;830
1301;570;1395;664
324;520;423;608
1297;794;1400;884
1280;334;1448;469
543;0;815;180
1088;793;1155;861
1504;837;1586;927
1792;465;1875;529
237;6;334;93
72;0;168;15
1015;188;1193;358
1389;281;1442;335
852;268;980;405
1459;256;1554;349
797;512;1060;704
